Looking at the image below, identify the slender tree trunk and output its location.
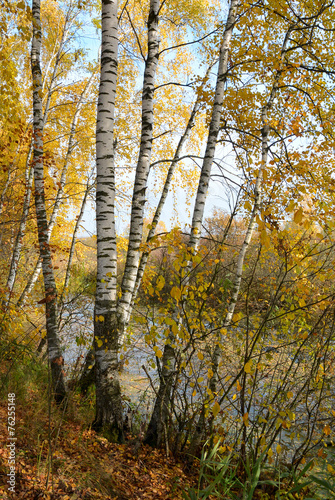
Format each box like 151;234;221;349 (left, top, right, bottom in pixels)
9;1;74;303
59;173;93;305
31;0;66;403
131;66;213;308
117;0;160;331
188;25;292;456
6;147;33;302
17;70;95;307
143;330;176;447
144;0;239;448
92;0;123;441
17;258;42;306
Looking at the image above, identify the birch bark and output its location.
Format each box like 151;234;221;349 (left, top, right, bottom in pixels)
31;0;66;403
6;148;33;301
17;70;95;307
117;0;160;331
189;26;292;455
144;0;239;448
92;0;122;441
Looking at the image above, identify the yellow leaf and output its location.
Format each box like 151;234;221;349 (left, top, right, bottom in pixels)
243;412;249;426
268;448;273;458
212;401;220;418
293;208;303;224
192;389;196;397
323;425;331;436
197;352;204;360
155;349;163;358
170;286;181;301
232;394;237;401
237;380;242;391
244;361;252;374
287;391;293;399
156;275;165;291
260;229;270;247
208;368;214;379
41;330;46;338
276;444;282;454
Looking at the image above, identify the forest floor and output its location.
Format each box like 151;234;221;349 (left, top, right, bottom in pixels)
0;398;195;500
0;356;197;500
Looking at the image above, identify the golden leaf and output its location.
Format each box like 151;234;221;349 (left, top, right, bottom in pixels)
323;425;331;436
293;208;303;224
155;349;163;359
244;361;252;374
170;286;181;301
212;401;220;418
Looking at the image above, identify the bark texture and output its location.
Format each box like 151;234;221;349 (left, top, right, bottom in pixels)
144;332;176;448
31;0;66;404
144;0;239;449
189;25;292;456
93;0;123;441
118;0;160;331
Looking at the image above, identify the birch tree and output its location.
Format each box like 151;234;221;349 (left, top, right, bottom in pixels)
144;0;240;448
31;0;66;402
93;0;121;440
92;0;217;440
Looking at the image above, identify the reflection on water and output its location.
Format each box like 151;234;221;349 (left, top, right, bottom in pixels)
59;299;334;461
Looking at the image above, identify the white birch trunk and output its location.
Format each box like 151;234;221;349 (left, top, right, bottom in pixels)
145;0;239;448
6;147;33;300
93;0;123;442
17;71;95;307
117;0;160;330
31;0;66;403
190;26;292;455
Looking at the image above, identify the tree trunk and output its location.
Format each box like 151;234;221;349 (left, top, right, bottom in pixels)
117;0;160;332
6;148;33;303
144;0;239;449
188;24;293;457
93;0;123;441
144;332;176;447
17;70;95;307
31;0;66;404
